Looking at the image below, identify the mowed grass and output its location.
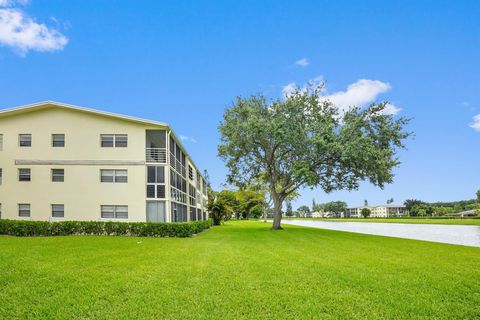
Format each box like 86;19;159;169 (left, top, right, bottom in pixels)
0;221;479;319
286;217;480;225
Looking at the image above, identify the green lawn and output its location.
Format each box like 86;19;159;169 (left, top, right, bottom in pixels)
285;217;480;225
0;221;479;319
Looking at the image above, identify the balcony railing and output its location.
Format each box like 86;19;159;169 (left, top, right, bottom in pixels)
146;148;167;163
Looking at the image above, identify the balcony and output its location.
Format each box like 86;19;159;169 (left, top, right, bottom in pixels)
146;148;167;163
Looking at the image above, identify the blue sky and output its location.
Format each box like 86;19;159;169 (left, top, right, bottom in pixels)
1;0;479;208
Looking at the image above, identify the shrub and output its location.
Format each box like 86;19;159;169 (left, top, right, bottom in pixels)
0;219;212;238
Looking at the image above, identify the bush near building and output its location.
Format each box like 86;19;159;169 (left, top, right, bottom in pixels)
0;219;212;237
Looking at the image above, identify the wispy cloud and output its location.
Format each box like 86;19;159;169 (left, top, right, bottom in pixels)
180;135;197;143
295;58;309;67
0;0;68;55
470;114;480;132
282;78;401;115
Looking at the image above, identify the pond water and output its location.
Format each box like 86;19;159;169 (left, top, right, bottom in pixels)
281;220;480;247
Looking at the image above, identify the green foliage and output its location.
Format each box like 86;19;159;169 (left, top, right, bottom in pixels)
405;198;479;216
207;197;231;225
285;201;294;217
361;208;372;218
297;205;310;217
0;221;478;319
477;189;480;203
216;188;265;220
324;201;348;218
236;188;265;219
249;204;264;218
386;198;394;204
0;219;212;237
216;190;238;219
218;85;410;229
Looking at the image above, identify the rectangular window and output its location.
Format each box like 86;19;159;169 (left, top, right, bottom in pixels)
189;165;194;180
52;169;64;182
100;169;128;183
115;134;128;147
147;166;164;183
100;134;128;148
100;134;114;147
51;204;64;218
18;168;31;181
19;134;31;147
101;205;128;219
146;166;166;199
157;185;165;198
18;203;30;217
0;168;2;185
52;134;65;147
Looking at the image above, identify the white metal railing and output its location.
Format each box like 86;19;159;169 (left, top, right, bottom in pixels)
146;148;167;163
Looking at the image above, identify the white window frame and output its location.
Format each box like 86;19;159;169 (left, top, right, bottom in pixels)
18;203;31;217
100;134;128;148
18;168;31;182
52;134;65;147
100;169;128;183
51;204;65;218
19;134;32;147
51;169;64;182
101;205;128;219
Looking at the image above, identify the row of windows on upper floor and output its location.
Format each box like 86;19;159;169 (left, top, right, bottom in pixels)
0;168;130;183
0;133;129;149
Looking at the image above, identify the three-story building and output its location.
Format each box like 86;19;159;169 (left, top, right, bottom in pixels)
0;101;208;222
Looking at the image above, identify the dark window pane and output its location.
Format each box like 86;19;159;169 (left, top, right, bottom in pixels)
147;185;155;198
156;166;164;183
147;166;156;183
115;170;128;183
19;169;31;181
19;134;31;147
115;206;128;219
156;185;165;198
101;135;114;147
18;204;31;217
115;135;128;147
52;134;65;147
52;204;64;217
101;205;115;218
52;169;64;182
100;170;114;182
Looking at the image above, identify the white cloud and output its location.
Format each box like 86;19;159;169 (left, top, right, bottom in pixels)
282;82;297;97
295;58;309;67
282;78;401;115
382;103;402;115
0;1;67;55
180;135;197;143
0;0;28;6
320;79;391;109
470;114;480;132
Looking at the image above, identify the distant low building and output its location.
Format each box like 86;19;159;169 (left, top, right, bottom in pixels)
345;205;407;218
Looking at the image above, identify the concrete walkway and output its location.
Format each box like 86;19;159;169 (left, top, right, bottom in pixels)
281;220;480;247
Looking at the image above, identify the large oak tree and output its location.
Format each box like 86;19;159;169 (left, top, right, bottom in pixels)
218;86;410;230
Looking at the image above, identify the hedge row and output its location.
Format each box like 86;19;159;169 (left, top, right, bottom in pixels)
0;219;212;237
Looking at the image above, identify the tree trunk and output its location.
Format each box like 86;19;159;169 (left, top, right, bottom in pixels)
272;193;283;230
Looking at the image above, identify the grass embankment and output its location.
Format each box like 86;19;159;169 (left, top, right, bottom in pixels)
285;217;480;225
0;221;479;319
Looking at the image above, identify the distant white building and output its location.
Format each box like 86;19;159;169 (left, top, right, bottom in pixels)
345;205;407;218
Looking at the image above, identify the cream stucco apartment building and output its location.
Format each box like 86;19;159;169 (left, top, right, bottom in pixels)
345;205;407;218
0;101;208;223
